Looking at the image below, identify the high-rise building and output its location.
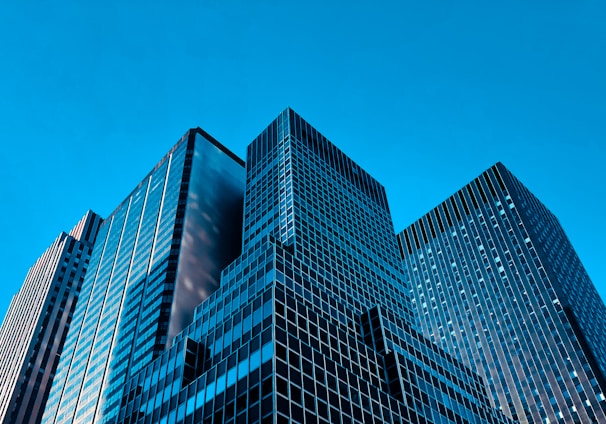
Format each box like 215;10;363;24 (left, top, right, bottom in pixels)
116;109;510;424
398;163;606;423
41;129;245;424
0;211;102;424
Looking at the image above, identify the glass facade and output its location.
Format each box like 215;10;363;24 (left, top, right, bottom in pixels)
116;109;509;424
41;130;245;424
398;163;606;423
0;211;102;424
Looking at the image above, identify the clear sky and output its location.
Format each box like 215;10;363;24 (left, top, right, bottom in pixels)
0;0;604;320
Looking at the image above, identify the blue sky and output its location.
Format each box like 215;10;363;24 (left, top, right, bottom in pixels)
0;0;604;319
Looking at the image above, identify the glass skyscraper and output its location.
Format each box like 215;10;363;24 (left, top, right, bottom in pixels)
41;129;245;424
116;109;509;424
398;163;606;423
0;211;102;424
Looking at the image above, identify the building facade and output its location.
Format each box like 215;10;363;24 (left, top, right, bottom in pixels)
116;109;509;423
0;211;102;424
398;163;606;423
41;129;245;424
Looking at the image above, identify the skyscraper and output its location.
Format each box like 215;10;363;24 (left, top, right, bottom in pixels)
0;211;102;424
41;128;245;424
116;109;509;424
398;163;606;423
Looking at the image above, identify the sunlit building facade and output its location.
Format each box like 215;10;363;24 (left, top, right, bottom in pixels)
398;163;606;423
0;211;102;424
117;109;510;424
41;129;245;424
